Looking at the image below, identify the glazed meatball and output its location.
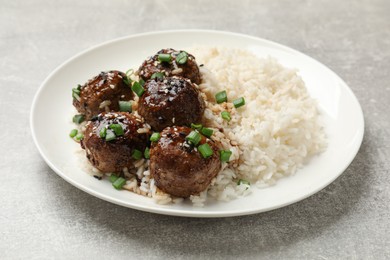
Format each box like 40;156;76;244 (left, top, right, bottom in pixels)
150;126;221;197
81;112;149;173
138;76;205;131
73;70;133;120
138;48;202;84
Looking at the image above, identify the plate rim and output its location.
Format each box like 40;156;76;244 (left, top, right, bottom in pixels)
30;29;365;218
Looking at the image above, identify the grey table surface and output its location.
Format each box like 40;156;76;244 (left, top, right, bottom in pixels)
1;0;389;259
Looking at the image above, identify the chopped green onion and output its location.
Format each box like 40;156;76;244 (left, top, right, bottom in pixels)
131;81;144;97
233;97;245;108
109;174;119;183
69;129;78;138
220;150;232;162
72;88;80;95
215;90;227;104
201;127;213;138
112;177;126;190
186;131;201;146
198;143;213;158
125;68;134;76
77;84;82;90
150;132;161;142
221;111;231;122
176;51;188;64
158;53;172;63
105;130;116;141
72;92;80;101
99;127;107;138
72;87;81;101
132;149;143;160
75;133;84;141
118;101;132;112
139;78;145;86
123;76;132;86
237;179;250;186
191;123;203;130
73;114;85;124
151;72;164;80
144;147;150;159
109;124;124;136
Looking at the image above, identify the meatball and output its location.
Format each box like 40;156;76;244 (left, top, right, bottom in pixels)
81;112;149;173
138;76;205;131
73;70;133;120
138;48;202;84
150;126;221;197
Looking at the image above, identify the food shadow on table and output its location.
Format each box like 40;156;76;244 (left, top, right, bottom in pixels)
40;138;369;257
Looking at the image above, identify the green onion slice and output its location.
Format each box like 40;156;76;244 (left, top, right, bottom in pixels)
158;53;172;63
144;147;150;159
118;101;132;112
112;177;126;190
221;111;231;122
72;87;81;101
233;97;245;108
215;90;227;104
73;114;85;124
72;88;80;95
131;81;145;97
150;132;161;142
139;78;145;86
200;127;213;138
132;149;143;160
237;179;250;186
176;51;188;64
220;150;232;162
191;123;203;130
186;131;201;146
125;68;134;77
151;72;164;80
105;130;116;141
99;127;107;138
198;143;213;158
109;124;124;136
123;76;132;86
69;129;78;138
109;174;119;183
75;133;84;141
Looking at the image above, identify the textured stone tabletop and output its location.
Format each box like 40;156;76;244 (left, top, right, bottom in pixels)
1;0;389;259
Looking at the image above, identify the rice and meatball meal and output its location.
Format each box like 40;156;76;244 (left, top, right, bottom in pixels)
70;46;326;206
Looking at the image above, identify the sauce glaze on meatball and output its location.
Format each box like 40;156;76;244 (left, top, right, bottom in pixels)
138;76;205;131
73;70;133;120
137;48;202;84
150;126;221;197
81;112;149;173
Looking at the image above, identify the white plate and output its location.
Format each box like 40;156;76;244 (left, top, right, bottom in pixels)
30;30;364;217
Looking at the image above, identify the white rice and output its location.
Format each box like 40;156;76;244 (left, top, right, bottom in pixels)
74;46;326;206
185;46;326;205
